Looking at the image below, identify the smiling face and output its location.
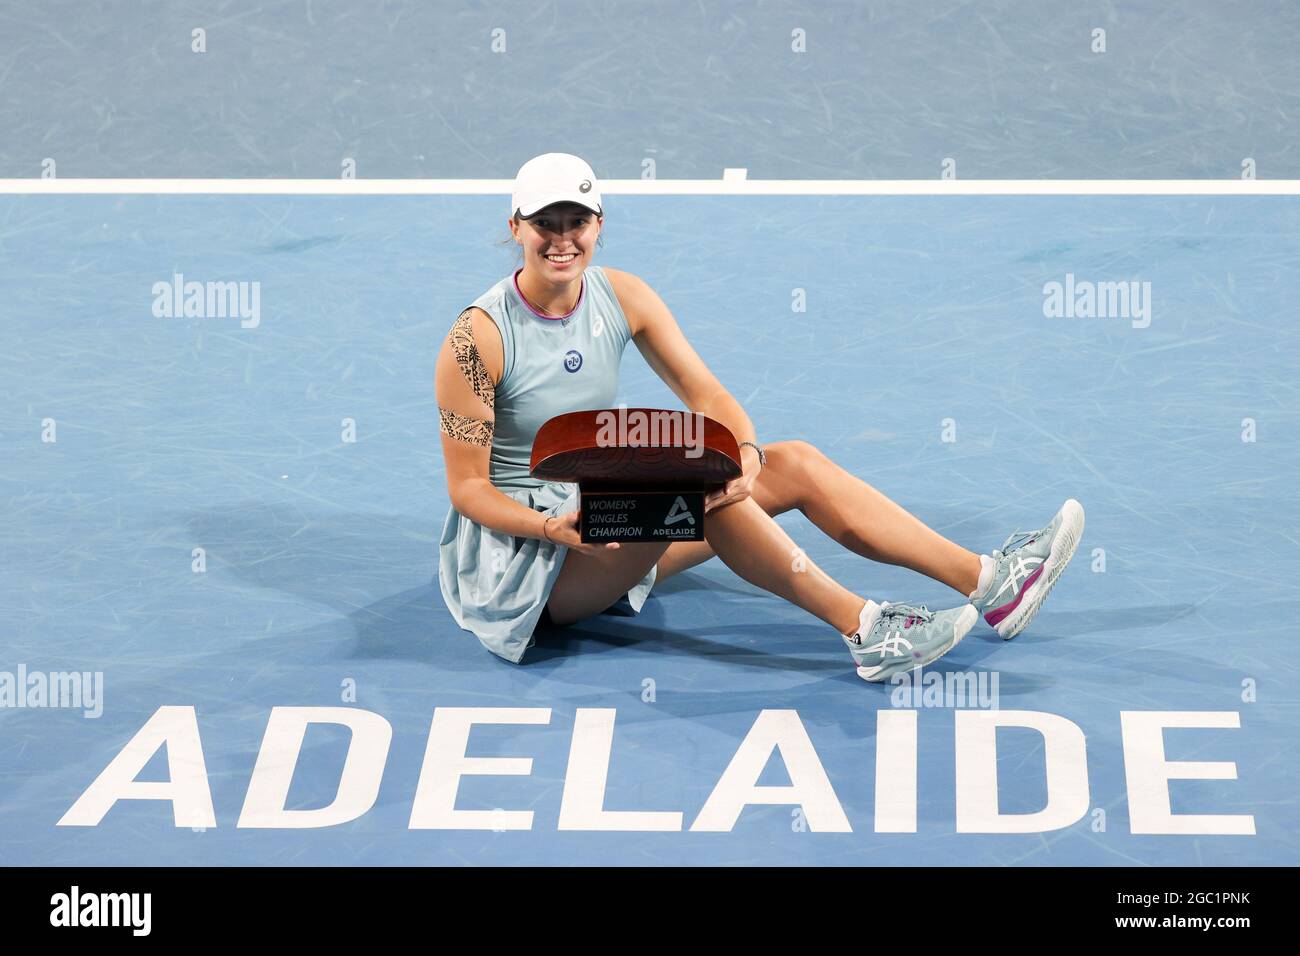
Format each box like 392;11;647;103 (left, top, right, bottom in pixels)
509;202;602;280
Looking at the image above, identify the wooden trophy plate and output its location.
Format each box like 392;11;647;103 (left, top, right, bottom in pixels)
530;408;742;542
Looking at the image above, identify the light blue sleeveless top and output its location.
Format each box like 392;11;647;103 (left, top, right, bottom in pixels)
438;264;657;664
470;264;634;490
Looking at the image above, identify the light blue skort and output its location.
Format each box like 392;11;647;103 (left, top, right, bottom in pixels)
438;480;657;663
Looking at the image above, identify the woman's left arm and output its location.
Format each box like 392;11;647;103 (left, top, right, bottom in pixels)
607;268;763;513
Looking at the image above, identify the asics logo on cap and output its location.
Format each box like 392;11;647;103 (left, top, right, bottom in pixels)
579;180;592;193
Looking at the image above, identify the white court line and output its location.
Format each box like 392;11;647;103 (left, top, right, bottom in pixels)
0;178;1297;195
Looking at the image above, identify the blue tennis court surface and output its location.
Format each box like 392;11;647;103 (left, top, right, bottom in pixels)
2;194;1297;865
3;1;1300;180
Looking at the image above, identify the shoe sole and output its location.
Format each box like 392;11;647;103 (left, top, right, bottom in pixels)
996;499;1085;640
857;605;977;683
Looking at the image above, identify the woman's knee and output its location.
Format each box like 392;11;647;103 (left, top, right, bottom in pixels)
759;439;826;512
771;439;825;468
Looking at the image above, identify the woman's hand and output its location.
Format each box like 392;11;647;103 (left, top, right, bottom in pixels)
543;510;622;555
704;445;762;514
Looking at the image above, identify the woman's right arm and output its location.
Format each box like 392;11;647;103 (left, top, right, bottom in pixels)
435;307;616;554
436;307;544;538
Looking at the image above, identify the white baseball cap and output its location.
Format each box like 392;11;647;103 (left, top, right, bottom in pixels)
511;153;603;219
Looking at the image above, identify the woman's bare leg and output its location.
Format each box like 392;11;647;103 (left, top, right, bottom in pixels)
546;541;671;626
653;450;803;581
656;440;983;595
547;487;867;635
701;496;866;635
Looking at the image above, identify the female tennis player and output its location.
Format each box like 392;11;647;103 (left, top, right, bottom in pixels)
437;153;1084;680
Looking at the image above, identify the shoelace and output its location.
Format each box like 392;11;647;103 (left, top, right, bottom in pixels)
995;526;1045;557
878;602;934;626
865;603;934;657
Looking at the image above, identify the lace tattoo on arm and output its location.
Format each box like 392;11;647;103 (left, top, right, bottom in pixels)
439;308;496;447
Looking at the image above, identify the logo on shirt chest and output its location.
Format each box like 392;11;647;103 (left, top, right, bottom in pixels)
563;349;583;373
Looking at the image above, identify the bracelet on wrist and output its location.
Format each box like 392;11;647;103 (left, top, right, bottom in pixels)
738;440;766;467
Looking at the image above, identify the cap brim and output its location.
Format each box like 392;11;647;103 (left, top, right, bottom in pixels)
518;194;603;218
